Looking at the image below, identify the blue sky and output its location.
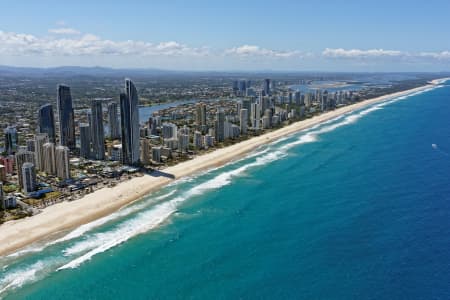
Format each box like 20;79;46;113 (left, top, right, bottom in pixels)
0;0;449;71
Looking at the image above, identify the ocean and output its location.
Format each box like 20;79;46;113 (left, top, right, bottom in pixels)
1;81;450;299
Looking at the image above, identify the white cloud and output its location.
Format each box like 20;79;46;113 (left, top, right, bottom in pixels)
419;51;450;60
0;30;209;57
322;48;450;65
323;48;404;58
0;28;449;70
48;27;81;35
225;45;302;58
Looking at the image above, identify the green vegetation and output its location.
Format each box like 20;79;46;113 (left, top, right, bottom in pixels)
3;184;18;193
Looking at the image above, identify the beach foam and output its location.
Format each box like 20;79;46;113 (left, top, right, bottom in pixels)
57;109;390;270
61;83;444;267
59;199;178;269
0;80;446;295
45;190;179;250
58;150;290;269
0;261;46;296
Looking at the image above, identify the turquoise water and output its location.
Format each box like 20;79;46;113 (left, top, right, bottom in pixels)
1;82;450;299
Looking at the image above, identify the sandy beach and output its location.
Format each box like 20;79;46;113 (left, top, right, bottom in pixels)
0;78;447;257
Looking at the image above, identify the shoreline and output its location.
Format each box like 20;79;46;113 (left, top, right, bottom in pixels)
0;78;447;257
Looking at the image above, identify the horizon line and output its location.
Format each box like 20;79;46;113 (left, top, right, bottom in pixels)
1;64;449;74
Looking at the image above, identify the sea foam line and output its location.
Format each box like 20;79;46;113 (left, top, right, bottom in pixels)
0;83;444;296
4;190;179;261
58;149;290;270
6;87;420;261
0;261;46;296
56;86;439;268
0;97;401;296
277;85;439;152
58;199;179;270
50;189;178;246
7;84;442;268
4;145;278;263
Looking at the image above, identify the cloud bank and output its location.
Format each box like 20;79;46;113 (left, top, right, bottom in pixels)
322;48;403;58
0;28;449;70
224;45;302;58
48;27;81;35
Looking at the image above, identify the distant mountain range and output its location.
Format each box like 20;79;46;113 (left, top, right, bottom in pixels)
0;65;448;78
0;65;177;77
0;65;292;77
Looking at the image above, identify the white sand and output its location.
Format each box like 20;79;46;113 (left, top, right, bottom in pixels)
0;78;447;256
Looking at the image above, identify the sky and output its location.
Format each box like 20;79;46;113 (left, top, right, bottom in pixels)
0;0;450;71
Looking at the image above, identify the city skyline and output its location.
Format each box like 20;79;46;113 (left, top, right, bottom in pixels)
1;2;450;298
0;0;450;71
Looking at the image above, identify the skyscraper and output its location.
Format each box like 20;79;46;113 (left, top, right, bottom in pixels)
151;146;161;163
242;99;251;113
214;108;225;142
193;131;203;149
22;162;36;194
38;104;56;143
43;142;56;175
294;91;302;106
26;139;35;152
262;109;273;129
55;145;70;179
264;78;271;96
261;96;272;113
15;150;34;189
148;117;158;135
79;123;91;159
4;126;18;155
251;103;261;129
120;79;140;166
34;133;49;171
232;80;239;94
108;102;120;139
239;108;248;134
90;99;105;160
236;101;243;115
162;123;178;139
178;134;189;153
140;139;150;165
195;102;207;126
321;90;329;111
57;84;75;149
238;80;247;95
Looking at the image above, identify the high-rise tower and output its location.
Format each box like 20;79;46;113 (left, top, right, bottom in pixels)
108;102;120;139
214;108;225;142
90;99;105;160
38;104;56;143
22;162;36;194
34;133;49;171
120;79;140;165
264;78;271;96
4;126;18;155
55;145;70;179
57;85;75;149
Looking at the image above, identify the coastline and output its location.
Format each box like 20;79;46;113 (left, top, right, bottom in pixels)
0;78;447;257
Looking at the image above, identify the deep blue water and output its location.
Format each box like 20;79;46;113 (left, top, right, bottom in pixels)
1;82;450;299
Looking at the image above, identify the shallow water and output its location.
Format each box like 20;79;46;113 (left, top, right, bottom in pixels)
2;82;450;299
